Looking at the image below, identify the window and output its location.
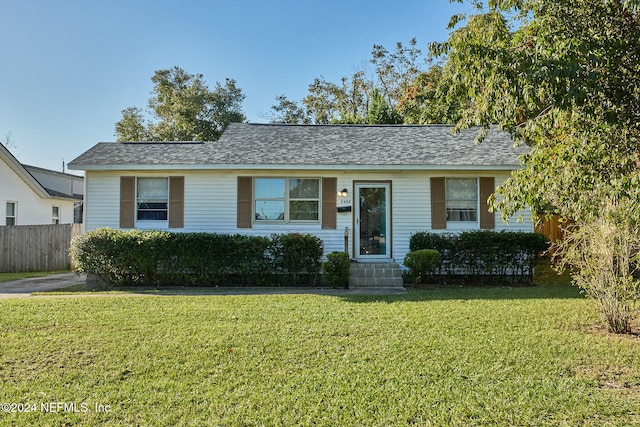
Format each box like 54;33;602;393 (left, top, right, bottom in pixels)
254;178;320;222
6;202;16;225
446;178;478;222
137;177;169;221
52;206;60;224
74;202;83;224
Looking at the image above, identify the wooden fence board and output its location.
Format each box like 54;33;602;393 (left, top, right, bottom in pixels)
535;215;573;249
0;224;83;272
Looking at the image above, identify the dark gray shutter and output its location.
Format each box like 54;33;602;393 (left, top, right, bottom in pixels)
168;176;184;229
322;177;337;229
479;177;495;229
237;176;252;228
430;177;446;230
120;176;135;228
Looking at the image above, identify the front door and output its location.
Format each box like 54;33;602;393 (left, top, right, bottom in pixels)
355;183;391;259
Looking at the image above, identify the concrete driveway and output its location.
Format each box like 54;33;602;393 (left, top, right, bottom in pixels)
0;272;87;299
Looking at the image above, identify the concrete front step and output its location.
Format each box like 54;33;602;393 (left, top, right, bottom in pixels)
349;262;405;289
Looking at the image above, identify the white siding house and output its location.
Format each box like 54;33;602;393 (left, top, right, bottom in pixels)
68;123;533;265
1;144;81;225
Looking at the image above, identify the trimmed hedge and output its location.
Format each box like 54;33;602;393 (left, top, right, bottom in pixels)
322;252;350;288
403;249;441;287
71;229;323;287
409;230;549;285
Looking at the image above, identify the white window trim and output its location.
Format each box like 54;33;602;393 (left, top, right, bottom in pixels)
135;177;169;228
445;177;479;230
253;177;321;225
6;201;17;226
52;206;60;224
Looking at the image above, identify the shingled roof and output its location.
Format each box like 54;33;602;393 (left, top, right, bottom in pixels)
68;123;528;171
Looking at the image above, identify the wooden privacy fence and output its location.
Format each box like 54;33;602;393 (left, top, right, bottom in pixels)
535;215;574;255
0;224;83;272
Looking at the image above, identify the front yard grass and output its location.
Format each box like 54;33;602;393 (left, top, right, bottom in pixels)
1;286;639;426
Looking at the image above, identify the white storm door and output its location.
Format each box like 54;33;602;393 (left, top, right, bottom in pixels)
354;183;391;259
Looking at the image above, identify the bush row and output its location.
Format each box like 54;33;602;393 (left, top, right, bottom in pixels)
409;230;549;285
71;229;324;287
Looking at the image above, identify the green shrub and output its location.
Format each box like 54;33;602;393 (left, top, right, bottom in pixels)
270;233;324;286
403;249;441;286
322;252;350;288
408;230;549;285
158;233;271;286
71;228;169;286
71;229;323;287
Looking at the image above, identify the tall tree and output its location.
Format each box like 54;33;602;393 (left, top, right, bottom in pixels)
115;107;148;141
115;67;246;142
271;39;446;125
370;38;424;107
269;95;311;124
435;0;640;333
365;88;402;124
302;77;347;124
397;65;465;124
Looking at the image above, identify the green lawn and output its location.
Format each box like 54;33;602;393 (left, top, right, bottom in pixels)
1;286;639;426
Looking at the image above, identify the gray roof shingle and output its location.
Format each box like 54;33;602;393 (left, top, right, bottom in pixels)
68;123;527;170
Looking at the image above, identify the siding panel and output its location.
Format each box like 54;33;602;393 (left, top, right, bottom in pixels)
0;159;76;225
83;170;534;264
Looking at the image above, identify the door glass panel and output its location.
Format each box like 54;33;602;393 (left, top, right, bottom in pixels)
359;187;387;256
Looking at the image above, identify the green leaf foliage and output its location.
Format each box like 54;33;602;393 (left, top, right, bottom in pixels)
409;231;549;285
321;251;351;288
71;229;323;287
403;249;442;286
434;0;640;221
273;38;463;125
269;233;324;286
115;67;246;142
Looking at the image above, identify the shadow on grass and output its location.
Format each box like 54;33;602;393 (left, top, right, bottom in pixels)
38;259;581;302
55;282;582;304
338;284;583;304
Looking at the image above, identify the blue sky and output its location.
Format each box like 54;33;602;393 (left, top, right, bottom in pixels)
0;0;467;172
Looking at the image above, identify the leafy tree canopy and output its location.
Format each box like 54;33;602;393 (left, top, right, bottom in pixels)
432;0;640;222
269;38;463;125
115;67;246;142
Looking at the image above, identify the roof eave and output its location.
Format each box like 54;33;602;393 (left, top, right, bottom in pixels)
1;144;52;198
68;163;521;171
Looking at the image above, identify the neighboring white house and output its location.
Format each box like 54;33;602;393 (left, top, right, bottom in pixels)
1;143;82;225
68;123;532;264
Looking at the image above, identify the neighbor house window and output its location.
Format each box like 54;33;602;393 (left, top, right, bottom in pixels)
137;177;169;220
52;206;60;224
446;178;478;222
6;202;16;225
254;178;320;222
